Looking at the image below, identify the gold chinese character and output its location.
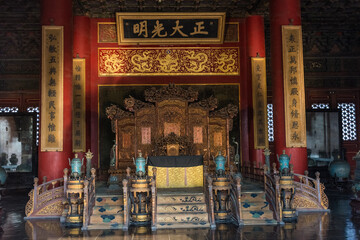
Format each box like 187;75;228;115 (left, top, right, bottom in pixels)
133;20;148;37
170;20;188;37
190;21;208;35
151;20;167;38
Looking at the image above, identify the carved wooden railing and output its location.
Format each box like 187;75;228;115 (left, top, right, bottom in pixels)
82;168;96;230
150;167;157;231
263;164;282;222
25;170;67;219
122;167;131;230
242;161;264;182
229;172;243;226
293;171;329;210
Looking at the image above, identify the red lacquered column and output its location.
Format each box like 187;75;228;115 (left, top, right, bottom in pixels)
246;15;266;167
270;0;307;174
239;19;250;168
39;0;73;181
73;16;91;163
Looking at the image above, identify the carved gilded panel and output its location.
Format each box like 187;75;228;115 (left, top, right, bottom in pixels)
98;22;117;43
98;47;239;76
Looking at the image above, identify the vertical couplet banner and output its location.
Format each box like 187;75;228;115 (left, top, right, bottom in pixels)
41;26;64;151
72;59;86;152
251;57;268;149
282;25;306;148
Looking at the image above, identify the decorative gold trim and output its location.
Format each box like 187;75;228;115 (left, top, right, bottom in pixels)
282;25;306;148
251;57;268;149
116;12;226;45
72;58;86;152
41;26;64;152
98;47;240;76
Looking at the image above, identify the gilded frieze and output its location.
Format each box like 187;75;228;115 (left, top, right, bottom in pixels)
98;47;240;76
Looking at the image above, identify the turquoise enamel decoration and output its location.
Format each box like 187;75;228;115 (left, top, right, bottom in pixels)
133;152;147;175
214;151;226;172
277;150;291;172
68;153;84;176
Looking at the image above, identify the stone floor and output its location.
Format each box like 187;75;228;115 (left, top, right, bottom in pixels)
0;184;360;239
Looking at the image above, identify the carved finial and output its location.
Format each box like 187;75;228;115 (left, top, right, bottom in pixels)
264;148;271;156
304;170;309;176
85;149;94;160
207;176;213;185
152;167;157;177
34;177;39;187
236;177;241;185
43;176;47;184
64;168;69;177
272;162;277;171
122;178;128;187
91;168;96;177
126;167;131;177
51;181;56;189
84;180;89;187
315;171;320;180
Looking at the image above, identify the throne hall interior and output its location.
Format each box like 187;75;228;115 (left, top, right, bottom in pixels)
0;0;360;239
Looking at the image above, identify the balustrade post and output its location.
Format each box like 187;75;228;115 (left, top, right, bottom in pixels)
33;177;39;211
151;176;156;231
315;172;321;202
274;175;282;221
253;162;257;179
263;165;268;190
63;168;68;195
83;180;89;227
90;168;96;189
126;167;131;179
273;162;278;174
122;179;129;230
304;170;309;185
236;176;242;225
207;176;216;229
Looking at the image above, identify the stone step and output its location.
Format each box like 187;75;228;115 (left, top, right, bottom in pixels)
241;199;270;211
157;203;207;214
157;195;205;205
89;214;124;225
156;222;211;229
241;209;274;220
242;219;279;226
95;195;123;206
93;204;124;215
86;222;124;230
240;192;266;202
157;212;209;225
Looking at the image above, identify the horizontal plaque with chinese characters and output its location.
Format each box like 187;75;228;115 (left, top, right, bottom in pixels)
282;25;306;148
72;58;86;152
41;26;63;151
116;12;225;44
251;57;268;149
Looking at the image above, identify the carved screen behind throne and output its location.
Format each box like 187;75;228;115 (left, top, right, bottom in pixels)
104;84;239;174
